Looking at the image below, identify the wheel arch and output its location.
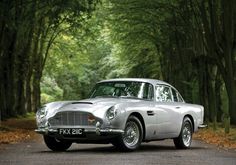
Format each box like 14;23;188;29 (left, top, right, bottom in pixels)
184;114;195;132
128;112;146;141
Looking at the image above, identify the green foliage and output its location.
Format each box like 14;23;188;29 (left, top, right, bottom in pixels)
40;76;63;104
104;0;163;79
1;0;233;129
42;0;194;101
42;9;115;100
0;0;98;120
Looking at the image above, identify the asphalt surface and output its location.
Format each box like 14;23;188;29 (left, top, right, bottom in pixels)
0;134;236;165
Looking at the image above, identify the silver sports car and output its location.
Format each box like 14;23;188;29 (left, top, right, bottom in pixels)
35;78;205;151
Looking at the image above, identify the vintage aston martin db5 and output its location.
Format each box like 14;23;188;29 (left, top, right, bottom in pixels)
35;78;205;151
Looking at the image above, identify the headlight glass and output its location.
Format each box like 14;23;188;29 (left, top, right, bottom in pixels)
37;106;48;118
36;106;48;127
106;106;117;120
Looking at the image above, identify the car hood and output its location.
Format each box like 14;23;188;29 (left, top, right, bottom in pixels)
45;97;140;119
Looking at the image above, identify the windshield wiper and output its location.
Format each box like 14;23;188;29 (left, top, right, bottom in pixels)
95;95;119;98
119;96;144;100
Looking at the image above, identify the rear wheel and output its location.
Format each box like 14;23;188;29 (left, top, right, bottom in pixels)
112;116;143;151
173;117;193;149
43;135;72;151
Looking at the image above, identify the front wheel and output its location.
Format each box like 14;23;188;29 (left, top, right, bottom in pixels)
113;116;143;151
43;135;72;151
173;117;193;149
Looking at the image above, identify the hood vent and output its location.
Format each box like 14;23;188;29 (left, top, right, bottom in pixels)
71;102;93;105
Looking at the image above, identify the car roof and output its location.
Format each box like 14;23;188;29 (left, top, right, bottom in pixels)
99;78;172;87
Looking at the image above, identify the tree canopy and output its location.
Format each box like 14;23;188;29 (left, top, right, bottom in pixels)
1;0;236;133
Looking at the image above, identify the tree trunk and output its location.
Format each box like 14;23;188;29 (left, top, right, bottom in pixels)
215;71;223;122
196;57;210;123
207;65;217;130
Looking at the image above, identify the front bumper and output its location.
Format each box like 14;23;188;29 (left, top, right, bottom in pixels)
35;127;124;136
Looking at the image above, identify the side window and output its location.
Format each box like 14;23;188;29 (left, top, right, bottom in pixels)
171;88;178;102
177;93;184;102
143;83;154;100
155;85;172;102
148;84;154;100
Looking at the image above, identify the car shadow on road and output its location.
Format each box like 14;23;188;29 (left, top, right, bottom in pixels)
36;144;205;154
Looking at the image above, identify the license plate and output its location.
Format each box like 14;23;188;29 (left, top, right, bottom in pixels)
58;128;84;136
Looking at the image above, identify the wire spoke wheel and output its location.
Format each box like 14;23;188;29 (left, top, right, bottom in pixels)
113;116;143;151
173;117;193;149
123;121;140;147
182;122;192;147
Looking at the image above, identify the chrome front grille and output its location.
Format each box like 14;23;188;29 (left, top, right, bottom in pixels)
48;111;96;126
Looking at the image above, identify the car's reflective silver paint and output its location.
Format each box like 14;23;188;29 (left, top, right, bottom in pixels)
35;78;205;143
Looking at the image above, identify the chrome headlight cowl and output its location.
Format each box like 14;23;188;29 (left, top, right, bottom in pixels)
36;106;48;127
106;106;118;121
37;106;48;118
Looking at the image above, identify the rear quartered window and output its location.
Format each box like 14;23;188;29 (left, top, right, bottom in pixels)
171;87;184;102
171;88;178;102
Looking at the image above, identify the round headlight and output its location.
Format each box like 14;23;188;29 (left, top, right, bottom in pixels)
106;106;117;120
37;106;48;118
36;106;48;127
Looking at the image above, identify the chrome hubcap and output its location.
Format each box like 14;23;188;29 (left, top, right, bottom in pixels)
182;122;192;147
123;121;139;147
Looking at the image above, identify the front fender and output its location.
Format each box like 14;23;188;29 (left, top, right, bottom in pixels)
104;107;127;130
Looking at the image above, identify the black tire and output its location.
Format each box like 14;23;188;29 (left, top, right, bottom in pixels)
43;135;72;151
113;116;143;151
173;117;193;149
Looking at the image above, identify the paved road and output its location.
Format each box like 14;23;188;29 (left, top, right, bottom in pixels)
0;134;236;165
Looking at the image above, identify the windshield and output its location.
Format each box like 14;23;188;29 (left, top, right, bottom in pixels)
90;81;154;100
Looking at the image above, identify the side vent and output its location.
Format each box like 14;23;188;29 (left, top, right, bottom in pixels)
147;111;155;116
